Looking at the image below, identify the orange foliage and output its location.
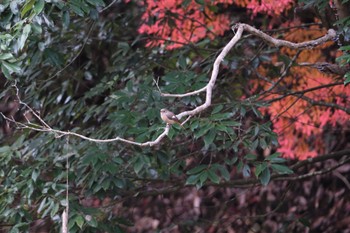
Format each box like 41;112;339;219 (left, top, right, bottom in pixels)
137;0;294;49
236;0;294;16
138;0;231;49
259;24;349;160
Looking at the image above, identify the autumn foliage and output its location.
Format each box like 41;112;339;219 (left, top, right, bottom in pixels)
259;24;349;159
137;0;349;160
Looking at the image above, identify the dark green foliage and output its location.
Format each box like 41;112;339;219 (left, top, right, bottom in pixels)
0;0;297;232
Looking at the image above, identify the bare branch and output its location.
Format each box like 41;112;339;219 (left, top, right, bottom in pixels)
2;23;337;146
240;24;336;49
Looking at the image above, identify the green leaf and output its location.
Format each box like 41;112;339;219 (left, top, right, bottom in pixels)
2;61;21;73
199;171;208;186
259;167;270;186
86;0;106;7
86;216;98;227
203;129;216;148
207;168;220;184
251;139;259;150
133;157;144;174
255;162;268;177
221;121;241;127
225;156;238;165
271;164;293;174
75;215;85;229
259;138;268;149
50;202;59;218
251;106;262;118
344;73;350;86
0;53;14;60
265;152;281;160
185;174;200;185
244;153;257;161
211;105;223;114
62;10;70;29
18;24;31;51
195;0;205;5
186;164;207;175
194;122;213;139
209;113;232;121
31;169;40;182
33;0;45;15
21;0;35;18
178;55;187;69
270;157;287;163
212;164;230;181
44;48;63;67
190;120;199;131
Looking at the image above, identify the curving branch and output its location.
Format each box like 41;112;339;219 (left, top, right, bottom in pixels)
1;23;337;146
161;23;336;121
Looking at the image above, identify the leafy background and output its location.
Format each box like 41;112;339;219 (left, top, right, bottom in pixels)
0;0;349;232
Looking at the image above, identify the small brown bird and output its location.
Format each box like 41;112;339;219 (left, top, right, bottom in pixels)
160;108;183;127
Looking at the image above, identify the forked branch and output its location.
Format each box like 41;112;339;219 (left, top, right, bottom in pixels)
1;23;337;146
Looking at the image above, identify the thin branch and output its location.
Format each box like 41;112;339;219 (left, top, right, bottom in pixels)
276;157;350;181
2;23;336;146
240;24;336;49
267;82;344;103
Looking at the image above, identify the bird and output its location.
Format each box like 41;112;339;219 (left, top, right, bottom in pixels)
160;108;184;128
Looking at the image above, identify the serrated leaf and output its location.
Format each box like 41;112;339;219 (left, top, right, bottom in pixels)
271;164;293;174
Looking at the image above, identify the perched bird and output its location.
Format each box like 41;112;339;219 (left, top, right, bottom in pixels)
160;108;183;127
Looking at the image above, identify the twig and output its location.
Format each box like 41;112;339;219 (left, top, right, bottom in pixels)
1;23;336;146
